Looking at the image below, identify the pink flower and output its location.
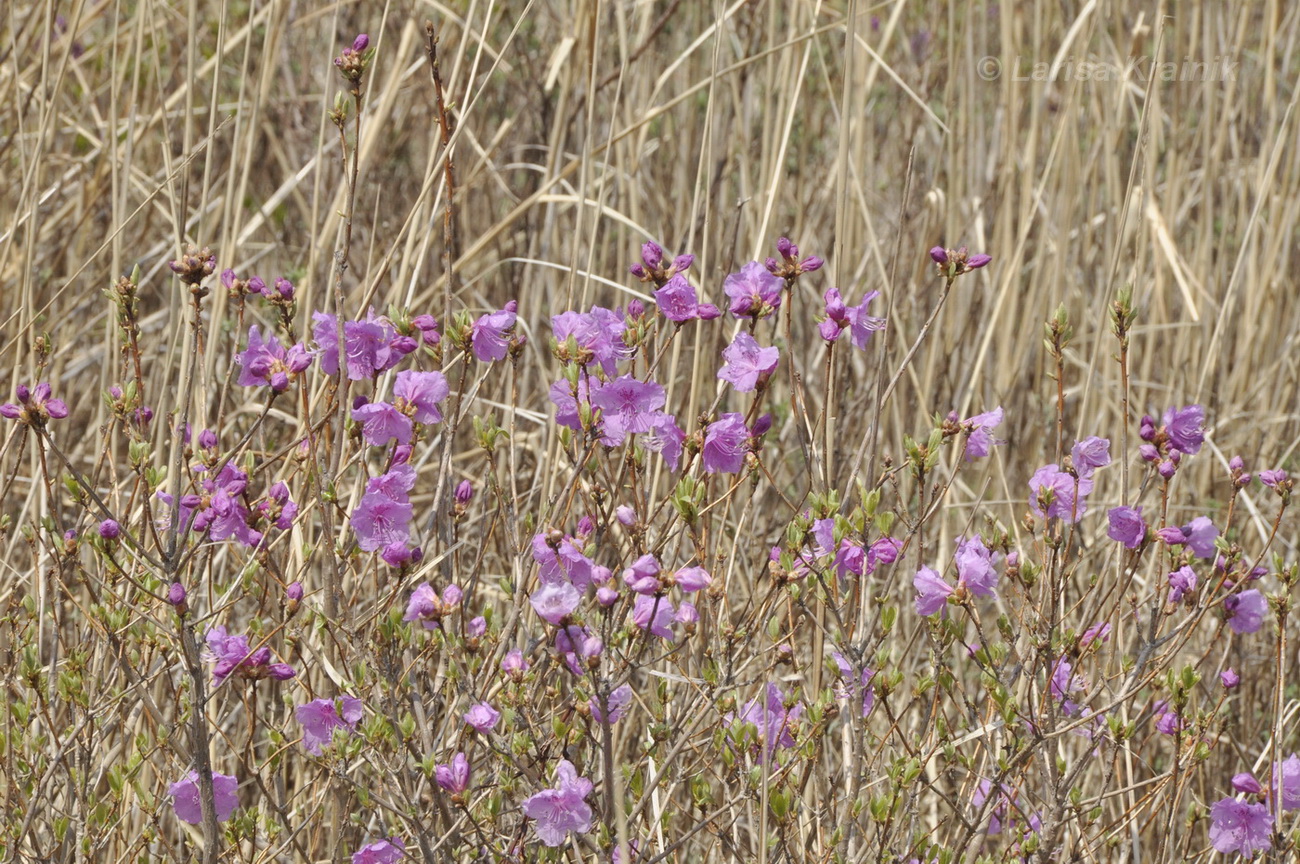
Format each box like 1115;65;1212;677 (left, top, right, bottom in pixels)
521;760;594;847
297;696;363;754
169;770;240;824
1225;589;1267;634
1208;798;1272;856
394;370;450;424
472;302;517;362
702;413;749;474
590;684;633;724
530;581;581;625
1107;506;1146;549
435;752;471;795
723;261;783;319
632;594;676;640
725;682;803;762
718;333;779;392
351;838;405;864
962;407;1004;460
654;274;719;322
1028;464;1094;523
464;701;500;733
913;566;953;616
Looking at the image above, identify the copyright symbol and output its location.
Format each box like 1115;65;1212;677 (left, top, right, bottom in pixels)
977;56;1001;81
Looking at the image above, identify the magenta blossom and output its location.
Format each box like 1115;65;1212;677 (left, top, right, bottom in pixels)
435;752;471;795
914;566;953;616
1273;753;1300;810
1225;589;1267;634
297;696;363;755
954;535;998;598
464;701;500;733
725;682;804;762
403;582;462;630
632;594;676;640
394;369;450;424
643;412;686;471
1208;798;1272;856
723;261;783;319
591;684;634;725
351;838;405;864
1168;566;1197;603
1;382;69;425
471;301;517;362
718;333;779;392
313;309;415;380
1050;657;1087;715
204;625;295;683
530;581;582;625
1028;464;1094;523
1107;506;1146;549
350;465;415;553
169;770;240;824
962;407;1004;460
590;375;666;444
654;275;720;322
235;325;310;391
702;413;749;474
552;306;630;375
1161;404;1205;455
831;652;875;717
521;760;594;847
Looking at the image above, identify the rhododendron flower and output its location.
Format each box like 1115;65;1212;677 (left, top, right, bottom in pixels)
1168;566;1197;603
1221;668;1241;689
702;413;749;473
530;581;581;625
820;288;886;348
654;275;720;322
831;652;875;717
673;566;711;592
643;412;685;471
1180;516;1219;559
403;582;462;630
1162;404;1205;455
725;683;803;762
1233;773;1263;795
549;377;590;432
351;838;405;864
1;382;69;425
1028;464;1094;523
435;752;470;795
464;701;500;733
591;684;633;724
1070;436;1112;471
297;696;363;754
1208;798;1272;856
235;325;310;391
1273;753;1300;810
718;333;779;392
914;566;953;616
1107;506;1146;549
1260;468;1289;488
502;649;529;679
351;465;415;552
521;760;594;847
313;309;415;380
590;376;666;444
954;535;998;598
394;369;450;424
1080;622;1111;647
962;407;1004;460
170;770;240;824
552;306;630;375
1225;589;1267;634
622;554;662;594
353;401;412;446
632;594;675;640
723;261;783;319
205;626;294;683
471;301;517;362
1050;657;1086;715
971;779;1041;837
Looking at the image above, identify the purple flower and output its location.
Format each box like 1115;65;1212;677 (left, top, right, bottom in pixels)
1050;657;1086;715
1181;516;1219;559
1168;566;1197;603
643;412;685;471
169;770;240;824
521;760;594;847
403;582;458;630
843;290;886;349
549;377;590;432
914;566;953;616
674;566;712;593
654;275;719;322
464;701;500;733
353;401;412;447
394;369;450;424
1154;707;1183;735
971;779;1041;837
831;652;875;717
591;684;633;724
590;376;666;444
725;683;803;762
297;696;363;754
235;325;310;391
2;382;70;424
313;309;412;380
98;519;121;539
502;648;529;679
1273;753;1300;810
1107;506;1146;549
1221;668;1240;689
204;625;295;683
1233;773;1263;795
552;307;630;375
351;466;415;553
530;581;581;625
1028;464;1093;523
954;535;998;598
1225;589;1267;634
1260;469;1289;488
1080;622;1111;648
632;594;676;640
1162;404;1205;455
718;333;779;392
435;752;471;795
472;302;517;362
1208;798;1272;856
352;838;405;864
1071;436;1112;472
168;582;188;613
622;554;662;594
962;407;1004;460
723;261;783;319
702;413;749;474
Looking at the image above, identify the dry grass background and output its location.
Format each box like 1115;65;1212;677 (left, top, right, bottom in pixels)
2;0;1299;861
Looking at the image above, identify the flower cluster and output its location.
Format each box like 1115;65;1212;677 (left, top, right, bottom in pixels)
1;383;69;427
205;626;295;684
